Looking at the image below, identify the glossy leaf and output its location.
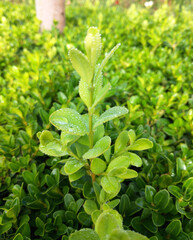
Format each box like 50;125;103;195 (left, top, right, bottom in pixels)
145;185;156;203
127;138;153;151
64;159;84;175
101;176;120;194
153;189;170;210
114;131;129;154
109;229;130;240
94;106;128;129
166;219;182;236
152;212;165;227
69;228;100;240
68;168;86;182
83;136;111;159
95;210;123;240
39;131;68;157
84;200;98;215
126;230;149;240
93;82;111;107
69;47;93;84
79;78;91;107
128;129;136;145
85;27;101;68
107;156;130;172
91;158;106;174
50;108;88;136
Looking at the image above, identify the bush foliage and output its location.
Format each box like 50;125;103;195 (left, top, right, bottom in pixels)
0;1;193;240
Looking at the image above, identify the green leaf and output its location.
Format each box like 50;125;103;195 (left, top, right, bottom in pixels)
114;131;129;154
168;185;183;199
126;230;149;240
124;152;142;167
83;181;95;199
69;168;86;182
183;177;193;195
152;212;165;227
91;158;106;174
107;199;120;209
127;138;153;151
95;210;123;240
79;78;91;108
119;194;130;215
39;130;68;157
101;176;120;194
49;108;88;136
69;48;93;84
107;156;130;172
39;130;54;146
108;167;127;177
84;200;98;215
22;171;34;185
94;43;120;84
166;220;182;236
69;228;100;240
85;27;101;69
117;169;138;179
83;136;111;159
13;234;24;240
153;189;170;210
93;82;111;108
0;222;12;235
109;229;130;240
77;212;92;226
145;185;156;203
64;194;75;210
39;140;68;157
92;210;102;224
128;129;136;145
94;107;128;129
64;159;84;175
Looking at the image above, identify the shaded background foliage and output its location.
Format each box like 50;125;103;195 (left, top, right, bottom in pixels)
0;0;193;239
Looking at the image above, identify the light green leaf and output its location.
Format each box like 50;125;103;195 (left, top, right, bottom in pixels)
109;229;130;240
127;138;153;151
39;131;68;157
49;108;88;136
126;230;149;240
64;159;84;175
94;107;128;129
108;167;127;177
91;210;102;224
101;176;120;194
61;132;79;145
69;48;93;84
85;27;101;69
69;228;100;240
39;130;54;146
95;209;123;240
93;82;111;108
79;78;91;108
123;152;142;167
103;146;111;163
91;158;106;174
107;156;130;172
84;200;98;215
94;43;121;85
128;129;136;145
114;131;129;154
69;168;86;182
83;136;111;159
117;169;138;179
